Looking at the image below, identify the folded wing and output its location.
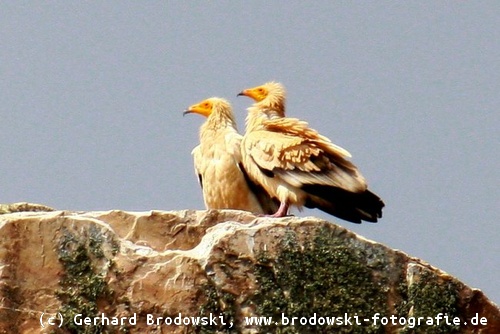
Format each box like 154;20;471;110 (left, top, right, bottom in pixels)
243;117;384;223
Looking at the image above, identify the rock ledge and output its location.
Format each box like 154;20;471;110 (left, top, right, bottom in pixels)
0;208;498;333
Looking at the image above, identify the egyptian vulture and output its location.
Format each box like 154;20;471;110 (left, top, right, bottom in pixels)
184;97;278;214
238;83;384;223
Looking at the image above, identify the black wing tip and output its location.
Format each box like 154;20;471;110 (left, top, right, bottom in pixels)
303;185;385;224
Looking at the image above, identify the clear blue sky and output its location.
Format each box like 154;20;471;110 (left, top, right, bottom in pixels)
1;2;498;304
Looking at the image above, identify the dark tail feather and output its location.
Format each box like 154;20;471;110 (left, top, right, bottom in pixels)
303;184;385;224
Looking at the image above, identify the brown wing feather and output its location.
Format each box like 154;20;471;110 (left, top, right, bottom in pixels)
264;117;352;158
244;120;366;193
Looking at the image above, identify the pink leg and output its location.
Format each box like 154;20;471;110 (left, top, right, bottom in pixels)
269;201;289;218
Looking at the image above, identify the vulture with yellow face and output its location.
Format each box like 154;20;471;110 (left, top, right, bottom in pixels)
184;97;278;214
238;82;384;223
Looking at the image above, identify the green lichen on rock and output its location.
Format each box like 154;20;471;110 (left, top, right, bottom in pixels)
395;275;410;320
196;278;238;333
250;226;387;333
400;268;462;334
55;227;115;334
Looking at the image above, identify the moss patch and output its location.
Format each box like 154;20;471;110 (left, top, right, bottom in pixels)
55;227;116;334
250;226;387;333
399;269;462;334
196;279;238;333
